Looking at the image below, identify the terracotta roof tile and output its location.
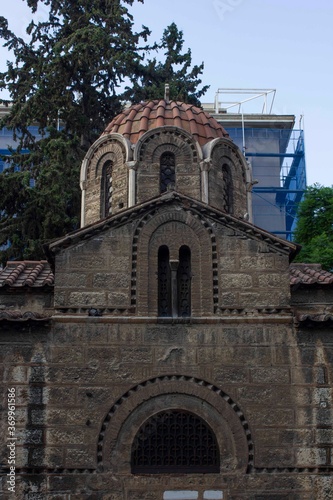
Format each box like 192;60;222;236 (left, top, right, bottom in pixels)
103;100;229;146
289;263;333;286
0;261;54;288
2;260;332;291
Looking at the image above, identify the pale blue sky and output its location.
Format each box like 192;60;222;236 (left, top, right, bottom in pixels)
1;0;333;186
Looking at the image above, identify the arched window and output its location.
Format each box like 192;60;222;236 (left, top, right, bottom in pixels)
100;160;113;218
160;152;175;193
222;164;233;213
131;410;220;473
158;246;171;316
157;245;191;317
177;246;191;317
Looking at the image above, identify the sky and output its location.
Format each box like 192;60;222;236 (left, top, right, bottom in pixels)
0;0;333;186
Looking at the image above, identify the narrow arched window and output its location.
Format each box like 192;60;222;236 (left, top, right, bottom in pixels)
158;246;171;317
177;246;191;317
222;164;233;213
160;152;175;193
100;160;113;218
131;410;220;473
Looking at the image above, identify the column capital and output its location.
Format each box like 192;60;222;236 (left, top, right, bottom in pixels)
199;159;212;172
126;161;138;171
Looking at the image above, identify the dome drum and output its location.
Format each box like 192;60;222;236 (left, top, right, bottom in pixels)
80;100;253;226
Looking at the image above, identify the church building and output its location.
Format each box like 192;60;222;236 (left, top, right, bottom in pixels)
1;94;333;499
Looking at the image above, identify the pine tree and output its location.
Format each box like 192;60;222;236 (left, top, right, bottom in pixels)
0;0;151;264
124;22;209;106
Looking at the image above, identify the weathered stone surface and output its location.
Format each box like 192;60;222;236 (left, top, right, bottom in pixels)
1;112;332;498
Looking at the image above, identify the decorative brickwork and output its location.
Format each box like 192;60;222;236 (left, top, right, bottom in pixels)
83;137;128;225
1;100;333;498
133;205;216;316
98;375;250;474
208;140;248;217
135;128;201;204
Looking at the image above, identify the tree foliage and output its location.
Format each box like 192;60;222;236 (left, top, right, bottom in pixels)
0;2;209;266
0;0;149;265
0;0;151;148
0;0;207;264
294;184;333;270
124;22;209;106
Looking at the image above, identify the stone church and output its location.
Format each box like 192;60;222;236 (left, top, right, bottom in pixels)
1;95;333;499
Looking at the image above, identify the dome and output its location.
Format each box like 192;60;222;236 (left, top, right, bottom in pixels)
103;99;229;146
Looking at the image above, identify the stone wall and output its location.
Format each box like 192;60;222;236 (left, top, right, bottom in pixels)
1;318;332;498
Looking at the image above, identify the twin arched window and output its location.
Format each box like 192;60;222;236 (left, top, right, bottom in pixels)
158;245;191;317
131;410;220;473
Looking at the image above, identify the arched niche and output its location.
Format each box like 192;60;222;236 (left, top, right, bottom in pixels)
98;375;251;475
133;127;203;204
203;138;251;218
133;207;215;317
80;134;131;226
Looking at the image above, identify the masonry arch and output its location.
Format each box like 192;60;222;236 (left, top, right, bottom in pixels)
203;138;250;218
133;127;203;204
80;134;130;226
133;205;216;316
98;375;251;475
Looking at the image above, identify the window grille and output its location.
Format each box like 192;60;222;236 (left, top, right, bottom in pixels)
131;410;220;473
158;246;172;317
100;160;113;217
222;164;233;213
160;152;176;192
177;246;191;317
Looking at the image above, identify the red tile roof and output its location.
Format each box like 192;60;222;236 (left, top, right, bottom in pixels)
289;263;333;286
0;261;54;287
0;261;332;289
103;100;230;146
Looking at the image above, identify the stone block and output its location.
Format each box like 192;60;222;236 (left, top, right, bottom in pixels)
222;274;253;288
250;368;290;384
51;346;84;364
155;346;196;365
56;272;87;288
295;447;328;466
46;428;86;445
120;347;152;363
65;447;96;468
68;291;106;307
4;365;27;383
246;408;294;427
107;291;129;305
16;386;44;406
316;429;333;444
258;273;288;288
214;366;249;384
46;387;77;406
16;428;44;445
255;446;293;467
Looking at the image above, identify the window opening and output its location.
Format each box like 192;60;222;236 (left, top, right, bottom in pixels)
222;164;233;213
160;152;175;192
158;246;172;317
131;410;220;473
100;160;113;217
164;492;198;500
177;246;191;317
